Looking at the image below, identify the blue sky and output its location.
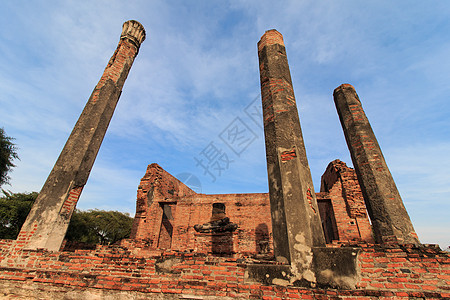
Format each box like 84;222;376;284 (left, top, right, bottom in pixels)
0;1;449;248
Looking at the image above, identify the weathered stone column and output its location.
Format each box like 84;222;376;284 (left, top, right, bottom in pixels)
258;30;326;268
333;84;420;245
17;20;146;251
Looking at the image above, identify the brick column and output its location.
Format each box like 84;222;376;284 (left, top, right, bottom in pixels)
258;30;325;267
333;84;419;245
17;20;146;251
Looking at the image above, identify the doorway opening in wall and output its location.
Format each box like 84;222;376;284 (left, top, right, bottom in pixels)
157;202;177;249
317;199;339;243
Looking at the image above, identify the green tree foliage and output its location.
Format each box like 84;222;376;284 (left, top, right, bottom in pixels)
0;190;37;239
66;209;133;245
0;128;19;187
0;190;133;245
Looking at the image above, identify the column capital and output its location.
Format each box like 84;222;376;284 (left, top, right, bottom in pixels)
334;83;356;93
258;29;284;51
121;20;146;48
334;84;360;103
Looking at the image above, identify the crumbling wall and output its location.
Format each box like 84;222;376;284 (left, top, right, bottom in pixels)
130;161;373;255
130;163;196;244
130;164;273;255
177;193;273;255
319;160;374;243
0;240;448;299
0;162;447;298
131;176;273;255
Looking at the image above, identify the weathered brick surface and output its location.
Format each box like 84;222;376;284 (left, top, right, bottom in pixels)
0;242;448;299
333;84;419;245
319;160;374;243
130;164;274;255
258;29;326;267
130;163;196;243
17;20;146;252
130;162;372;256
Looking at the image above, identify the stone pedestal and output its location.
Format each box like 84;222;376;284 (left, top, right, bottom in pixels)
257;29;325;269
17;20;146;251
333;84;419;245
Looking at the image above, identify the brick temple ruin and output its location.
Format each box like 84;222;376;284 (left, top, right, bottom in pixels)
127;159;374;255
0;21;448;299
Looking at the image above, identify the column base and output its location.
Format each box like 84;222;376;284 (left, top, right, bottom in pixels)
247;247;360;289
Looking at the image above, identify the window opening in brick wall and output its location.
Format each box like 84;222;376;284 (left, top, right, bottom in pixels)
255;223;270;254
211;203;226;221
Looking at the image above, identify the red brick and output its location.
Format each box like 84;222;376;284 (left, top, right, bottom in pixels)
388;277;407;283
384;283;404;289
404;284;420;289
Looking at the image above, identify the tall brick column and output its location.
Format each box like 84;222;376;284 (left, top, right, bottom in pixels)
258;30;325;267
17;20;146;251
333;84;419;245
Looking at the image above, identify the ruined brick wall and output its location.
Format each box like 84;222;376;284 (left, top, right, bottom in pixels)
175;193;272;255
319;160;374;243
130;163;196;243
130;161;373;254
0;241;448;299
357;245;449;292
130;164;273;255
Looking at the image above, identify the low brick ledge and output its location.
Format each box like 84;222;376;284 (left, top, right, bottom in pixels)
0;273;448;299
0;241;449;299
